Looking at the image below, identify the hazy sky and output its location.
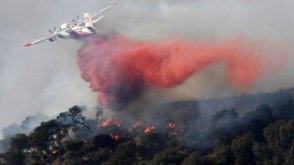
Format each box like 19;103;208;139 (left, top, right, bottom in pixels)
1;0;294;138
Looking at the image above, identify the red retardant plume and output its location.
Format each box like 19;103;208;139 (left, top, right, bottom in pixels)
76;34;263;110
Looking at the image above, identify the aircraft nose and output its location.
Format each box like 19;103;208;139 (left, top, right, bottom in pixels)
24;43;32;47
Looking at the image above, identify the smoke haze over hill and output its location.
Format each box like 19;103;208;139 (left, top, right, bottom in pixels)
1;0;294;138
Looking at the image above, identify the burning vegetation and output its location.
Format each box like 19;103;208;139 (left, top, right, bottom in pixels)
1;88;294;165
144;125;155;134
100;118;122;128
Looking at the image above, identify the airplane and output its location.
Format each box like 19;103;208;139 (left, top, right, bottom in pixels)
24;2;118;47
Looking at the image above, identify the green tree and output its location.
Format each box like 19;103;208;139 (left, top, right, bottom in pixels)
151;148;187;165
68;106;90;130
112;141;137;165
211;144;234;165
138;133;166;160
182;151;206;165
27;120;68;164
59;140;85;164
92;134;116;149
64;140;84;152
9;134;29;151
26;150;47;165
29;120;67;151
4;150;26;165
80;149;111;165
3;134;29;165
285;141;294;165
231;132;255;165
264;120;294;153
252;142;274;165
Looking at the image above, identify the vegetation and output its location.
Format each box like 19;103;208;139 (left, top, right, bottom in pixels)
1;89;294;165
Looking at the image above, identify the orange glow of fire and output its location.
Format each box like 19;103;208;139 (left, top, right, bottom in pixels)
144;125;155;134
100;118;122;127
132;120;145;129
110;134;120;141
52;149;59;155
167;122;176;129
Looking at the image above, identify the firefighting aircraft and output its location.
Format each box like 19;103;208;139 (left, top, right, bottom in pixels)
24;2;118;47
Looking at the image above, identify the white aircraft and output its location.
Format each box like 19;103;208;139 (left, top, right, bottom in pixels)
24;2;118;47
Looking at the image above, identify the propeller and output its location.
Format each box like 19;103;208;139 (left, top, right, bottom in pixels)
48;27;58;33
49;37;58;42
71;15;79;23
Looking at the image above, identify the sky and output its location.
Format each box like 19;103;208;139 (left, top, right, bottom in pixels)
1;0;294;138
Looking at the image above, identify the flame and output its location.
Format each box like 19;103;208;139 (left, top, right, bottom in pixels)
52;149;59;155
132;120;145;129
100;118;122;127
110;134;120;141
167;122;176;129
144;125;155;134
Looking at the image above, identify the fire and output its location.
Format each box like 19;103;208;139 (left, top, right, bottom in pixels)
100;118;122;127
132;120;145;129
144;125;155;134
110;134;120;141
167;122;176;129
51;149;59;155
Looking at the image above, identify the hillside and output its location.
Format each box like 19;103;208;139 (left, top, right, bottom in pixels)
1;88;294;165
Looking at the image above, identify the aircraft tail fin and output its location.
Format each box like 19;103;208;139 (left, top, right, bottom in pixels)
84;13;94;28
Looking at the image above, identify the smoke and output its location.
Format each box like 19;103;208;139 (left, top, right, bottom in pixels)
1;114;49;139
0;114;50;153
77;34;265;110
1;0;294;138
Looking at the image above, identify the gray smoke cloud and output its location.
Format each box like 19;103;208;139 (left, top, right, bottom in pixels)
1;0;294;139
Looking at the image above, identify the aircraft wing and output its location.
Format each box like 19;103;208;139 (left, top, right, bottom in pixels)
76;2;118;26
91;2;118;22
24;32;61;47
